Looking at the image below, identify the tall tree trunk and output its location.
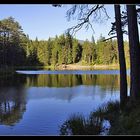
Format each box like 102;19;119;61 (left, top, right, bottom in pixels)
114;5;127;103
127;5;140;100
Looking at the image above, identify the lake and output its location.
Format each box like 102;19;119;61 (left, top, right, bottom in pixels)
0;70;130;135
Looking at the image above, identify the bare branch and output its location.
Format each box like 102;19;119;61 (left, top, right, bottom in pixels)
67;5;106;35
102;6;110;20
102;36;117;42
66;5;77;21
88;22;95;33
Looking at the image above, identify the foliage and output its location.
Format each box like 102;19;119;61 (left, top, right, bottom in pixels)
59;101;120;135
60;114;102;135
0;17;130;68
0;17;27;67
60;99;140;135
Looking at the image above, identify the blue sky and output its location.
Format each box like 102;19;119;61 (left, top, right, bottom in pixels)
0;4;129;41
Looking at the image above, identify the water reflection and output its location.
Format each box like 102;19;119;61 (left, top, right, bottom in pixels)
25;74;122;89
0;74;26;126
24;74;125;102
0;71;130;135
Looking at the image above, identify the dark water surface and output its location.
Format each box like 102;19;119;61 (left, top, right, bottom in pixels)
0;70;129;135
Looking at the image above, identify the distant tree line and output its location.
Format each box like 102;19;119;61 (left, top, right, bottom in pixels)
0;17;129;68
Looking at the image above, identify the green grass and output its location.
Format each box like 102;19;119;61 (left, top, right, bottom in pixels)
109;99;140;135
60;99;140;135
59;101;120;135
60;113;102;135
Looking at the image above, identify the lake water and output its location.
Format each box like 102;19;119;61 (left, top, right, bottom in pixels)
0;70;129;135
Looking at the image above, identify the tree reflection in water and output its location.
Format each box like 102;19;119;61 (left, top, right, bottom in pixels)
25;74;125;89
0;74;26;126
0;72;130;130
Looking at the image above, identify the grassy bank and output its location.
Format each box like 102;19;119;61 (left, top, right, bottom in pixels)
54;62;129;70
60;99;140;135
14;64;120;71
53;63;120;70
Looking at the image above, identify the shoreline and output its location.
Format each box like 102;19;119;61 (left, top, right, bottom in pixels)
55;64;120;70
2;63;129;72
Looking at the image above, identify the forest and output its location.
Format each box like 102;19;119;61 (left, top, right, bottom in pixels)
1;4;140;135
0;17;130;68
